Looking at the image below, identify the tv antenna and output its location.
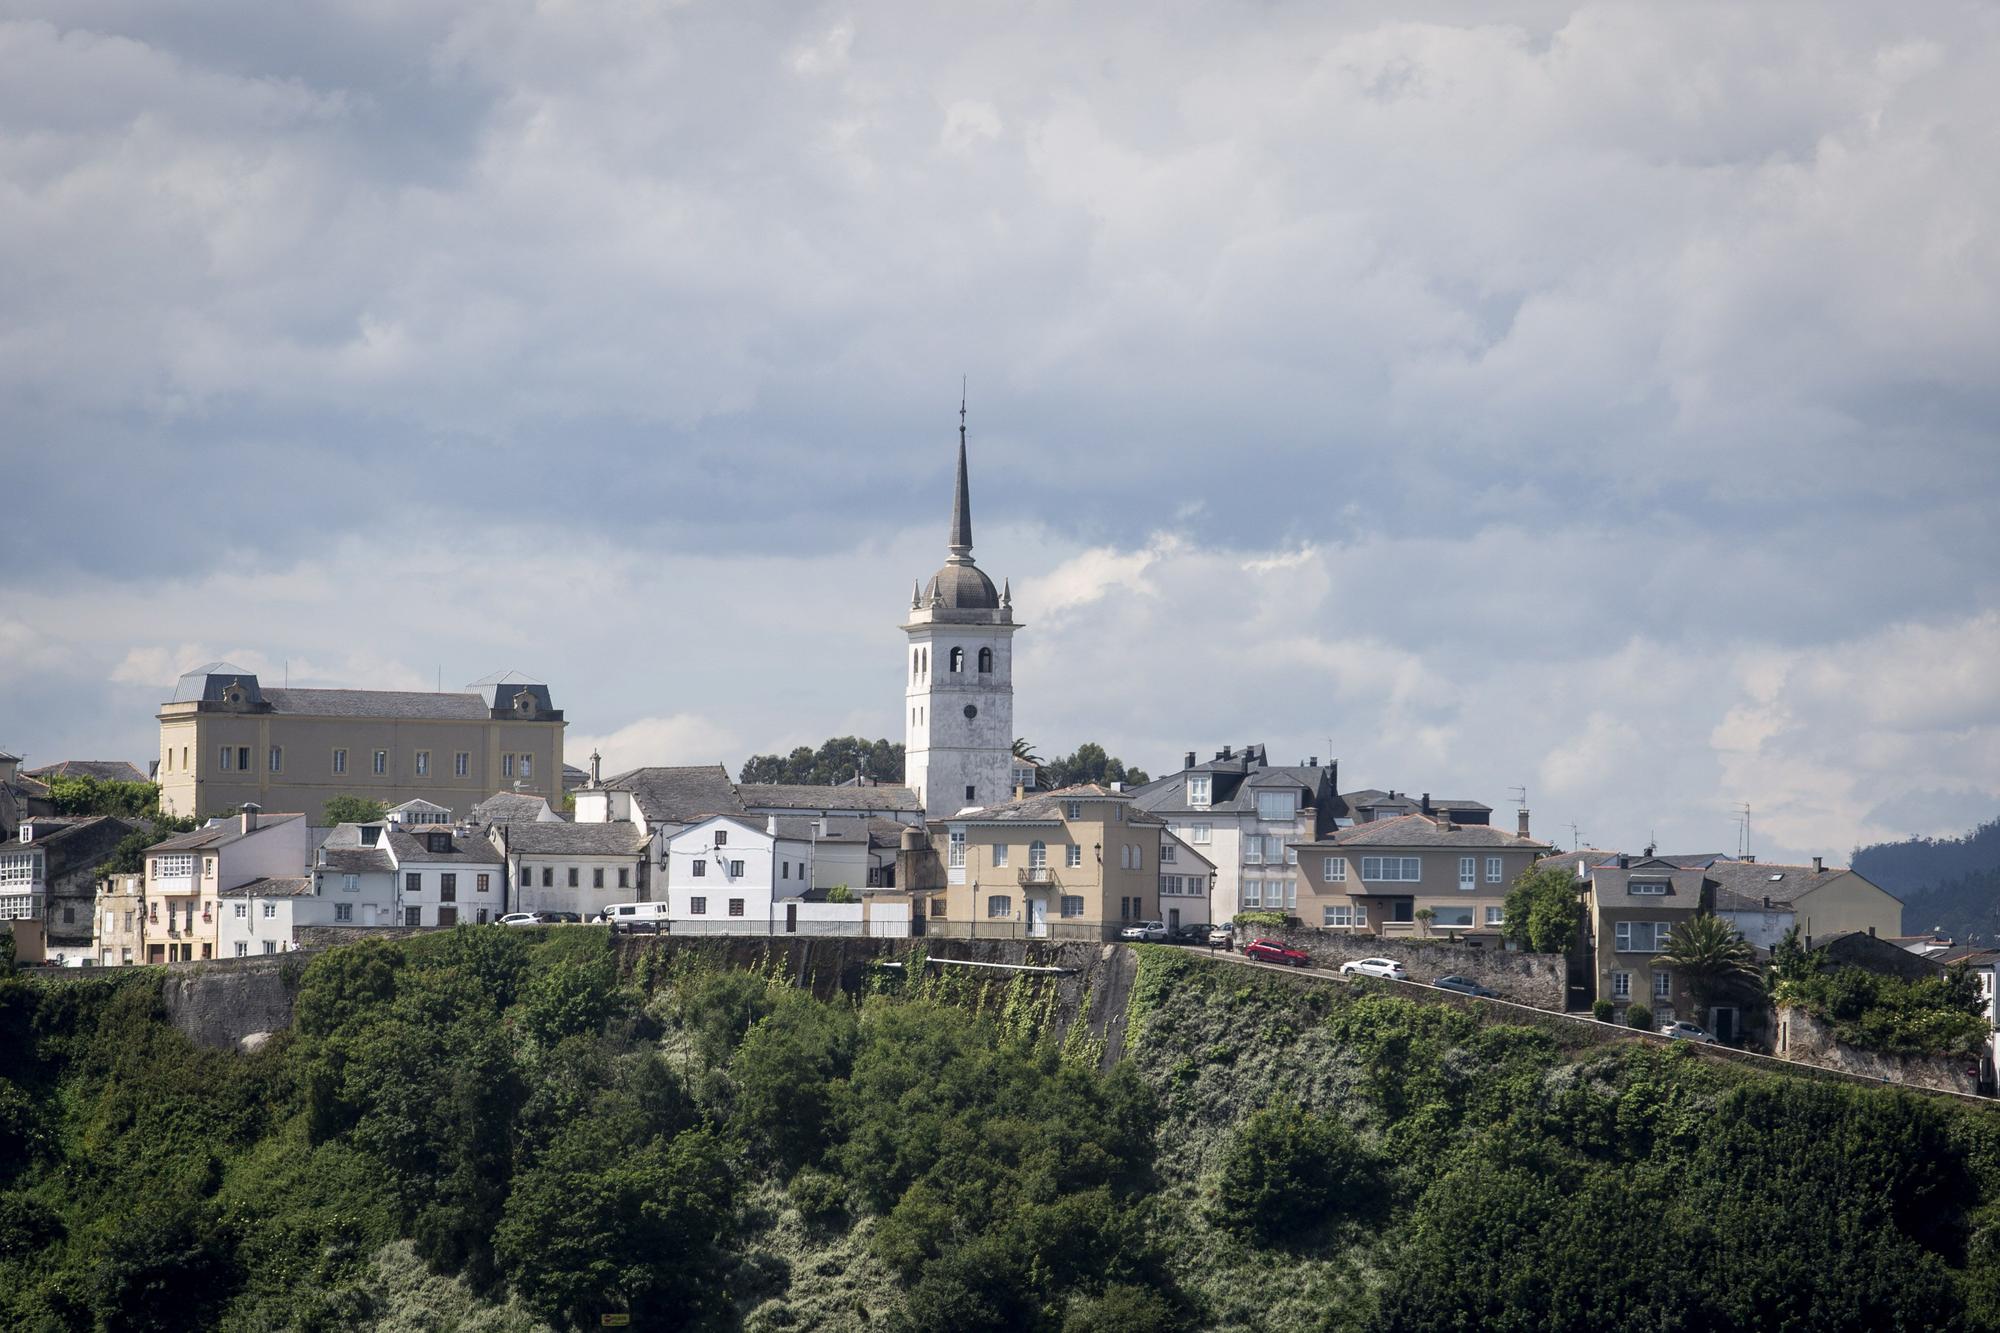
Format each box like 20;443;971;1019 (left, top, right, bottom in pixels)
1733;802;1751;858
1565;820;1583;851
1508;786;1527;810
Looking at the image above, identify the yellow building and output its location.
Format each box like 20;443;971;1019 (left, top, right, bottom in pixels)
155;664;564;820
94;872;147;966
922;784;1164;940
143;810;308;962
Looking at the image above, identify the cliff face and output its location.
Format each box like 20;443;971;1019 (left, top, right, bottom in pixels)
156;953;306;1050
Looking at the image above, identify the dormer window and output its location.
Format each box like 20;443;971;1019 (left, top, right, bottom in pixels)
1187;776;1211;808
17;825;29;843
1631;881;1669;895
427;833;451;854
1255;792;1297;822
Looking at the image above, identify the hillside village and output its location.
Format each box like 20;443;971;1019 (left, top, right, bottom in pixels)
1;437;1988;1091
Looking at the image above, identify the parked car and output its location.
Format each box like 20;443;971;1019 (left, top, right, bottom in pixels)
1168;922;1207;943
1206;924;1235;948
1242;938;1311;967
598;901;672;934
498;912;545;927
1339;957;1409;981
1433;974;1498;998
1660;1020;1719;1044
1119;920;1169;942
543;910;583;924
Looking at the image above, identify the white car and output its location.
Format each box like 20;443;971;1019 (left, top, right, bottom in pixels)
1118;920;1169;942
1339;957;1409;981
1660;1020;1719;1044
498;912;544;927
599;901;672;934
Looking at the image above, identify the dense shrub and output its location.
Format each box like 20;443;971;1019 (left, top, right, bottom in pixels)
1591;999;1615;1022
1626;1003;1653;1030
1207;1101;1385;1245
1777;965;1991;1056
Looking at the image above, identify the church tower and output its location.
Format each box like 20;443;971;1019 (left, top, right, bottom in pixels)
903;407;1018;818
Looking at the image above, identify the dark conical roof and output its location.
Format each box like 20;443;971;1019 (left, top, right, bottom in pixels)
922;417;999;610
949;435;972;554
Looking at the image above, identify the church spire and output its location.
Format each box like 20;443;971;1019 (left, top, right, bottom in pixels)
948;382;973;561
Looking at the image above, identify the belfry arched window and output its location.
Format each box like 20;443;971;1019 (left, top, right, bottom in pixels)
949;647;965;673
977;647;993;674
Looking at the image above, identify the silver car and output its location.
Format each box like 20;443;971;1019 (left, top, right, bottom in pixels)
1119;920;1168;942
1339;957;1408;981
1660;1020;1719;1044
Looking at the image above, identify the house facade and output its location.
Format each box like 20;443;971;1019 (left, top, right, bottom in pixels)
142;810;309;963
0;815;138;964
1129;746;1340;922
154;663;565;819
662;815;816;934
1703;858;1901;943
94;872;147;966
497;820;650;919
313;824;401;928
388;826;508;927
217;877;318;956
1157;829;1216;932
1577;856;1713;1024
1293;814;1549;939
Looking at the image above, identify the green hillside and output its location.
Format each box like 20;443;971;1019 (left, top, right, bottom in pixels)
4;933;2000;1330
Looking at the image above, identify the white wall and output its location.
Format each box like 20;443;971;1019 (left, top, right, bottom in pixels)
398;859;507;925
663;818;814;932
507;858;633;919
222;818;312;889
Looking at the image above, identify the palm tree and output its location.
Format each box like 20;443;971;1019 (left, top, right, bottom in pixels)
1658;915;1758;1024
1011;739;1042;763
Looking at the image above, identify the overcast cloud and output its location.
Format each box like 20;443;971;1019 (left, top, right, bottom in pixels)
2;1;1997;863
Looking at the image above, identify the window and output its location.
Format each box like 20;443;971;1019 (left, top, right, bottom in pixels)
341;874;359;893
154;854;194;880
1324;905;1362;928
231;903;246;919
1065;844;1082;868
593;867;605;888
986;895;1011;918
1485;906;1505;926
567;867;579;888
692;859;706;877
405;873;421;894
1654;970;1673;1000
455;752;470;777
476;873;490;893
1460;857;1477;890
977;647;993;673
782;862;789;880
263;940;278;954
237;746;251;771
1256;791;1297;821
1486;857;1504;884
1133;844;1143;870
948;830;966;868
728;860;745;877
541;867;553;887
690;897;707;915
1187;776;1211;808
1614;921;1673;953
1243;880;1261;908
949;647;965;673
404;907;422;927
334;903;352;922
440;874;457;902
235;942;248;957
1323;856;1348;881
503;754;515;778
262;903;276;919
1611;971;1632;999
219;746;233;771
1631;881;1669;896
1061;895;1085;918
268;745;283;772
1361;856;1422;882
618;868;629;889
372;750;387;775
1189;823;1211;844
1161;841;1177;864
1433;906;1474;927
415;751;429;777
1266;836;1286;862
1118;845;1130;870
1244;839;1263;865
476;909;489;924
965;785;976;801
930;897;946;918
728;898;744;917
1065;800;1082;819
992;844;1008;868
520;755;532;779
713;829;729;847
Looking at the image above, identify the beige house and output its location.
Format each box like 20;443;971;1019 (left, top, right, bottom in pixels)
1293;813;1550;939
155;664;564;820
95;872;147;966
1703;858;1901;943
1577;856;1712;1023
922;785;1165;940
143;810;309;962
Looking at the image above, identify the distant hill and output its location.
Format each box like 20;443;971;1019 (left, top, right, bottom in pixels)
1853;816;2000;940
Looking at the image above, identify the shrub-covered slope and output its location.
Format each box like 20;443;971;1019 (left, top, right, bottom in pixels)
2;934;1999;1331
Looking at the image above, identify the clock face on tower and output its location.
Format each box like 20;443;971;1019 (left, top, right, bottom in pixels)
963;704;979;719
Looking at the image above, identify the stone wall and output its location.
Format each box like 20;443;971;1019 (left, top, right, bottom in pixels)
158;953;313;1052
1775;1005;1982;1096
1250;927;1566;1010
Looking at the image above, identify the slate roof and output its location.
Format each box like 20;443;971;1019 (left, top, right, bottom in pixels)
387;828;506;865
151;813;307;852
220;876;315;898
738;783;924;813
950;784;1166;827
1702;859;1895;907
24;760;149;784
1317;813;1549;851
495;821;649;857
472;792;559;824
258;687;494;721
600;766;744;824
867;817;913;850
16;815;139;876
318;846;395;875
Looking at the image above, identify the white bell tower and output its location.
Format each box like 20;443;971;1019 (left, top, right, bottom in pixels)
903;404;1018;818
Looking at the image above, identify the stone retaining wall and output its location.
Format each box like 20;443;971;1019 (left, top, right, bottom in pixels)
1246;927;1566;1010
1775;1005;1982;1096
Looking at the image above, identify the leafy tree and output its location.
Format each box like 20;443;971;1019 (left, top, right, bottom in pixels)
1413;907;1436;937
1658;915;1758;1020
1772;965;1990;1056
1768;924;1828;986
1040;743;1149;789
520;957;617;1047
45;775;162;820
731;994;858;1171
1207;1101;1384;1245
321;796;389;826
1502;864;1585;953
739;736;905;786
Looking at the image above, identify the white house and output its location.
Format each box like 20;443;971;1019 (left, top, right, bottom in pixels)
1157;828;1216;933
313;823;402;928
496;819;651;918
664;815;820;935
388;825;508;927
386;798;453;826
217;876;318;956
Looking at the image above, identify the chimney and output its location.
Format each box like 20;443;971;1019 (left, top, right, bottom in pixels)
1868;925;1876;937
1762;895;1771;909
1184;751;1196;770
1221;746;1232;760
1812;855;1824;874
588;749;601;786
1308;756;1317;768
1617;854;1630;869
1644;843;1655;859
1014;784;1025;800
1421;792;1432;815
1111;781;1124;793
1517;808;1531;838
240;803;261;835
766;815;778;836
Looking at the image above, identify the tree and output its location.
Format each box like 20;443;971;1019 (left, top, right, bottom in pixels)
1414;908;1436;938
1658;915;1758;1021
1012;739;1042;763
45;775;163;820
1040;743;1150;790
321;796;388;826
1207;1101;1384;1245
739;736;904;786
1501;865;1584;953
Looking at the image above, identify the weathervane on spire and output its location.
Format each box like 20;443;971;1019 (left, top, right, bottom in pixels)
959;375;967;449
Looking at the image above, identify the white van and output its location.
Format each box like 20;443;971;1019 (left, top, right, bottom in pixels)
596;901;671;934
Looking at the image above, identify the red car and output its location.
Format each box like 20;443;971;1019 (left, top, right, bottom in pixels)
1242;938;1311;967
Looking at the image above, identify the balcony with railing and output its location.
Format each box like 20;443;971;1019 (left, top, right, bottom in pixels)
1017;866;1058;888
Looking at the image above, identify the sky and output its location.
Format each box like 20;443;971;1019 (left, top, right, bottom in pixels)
2;1;1997;865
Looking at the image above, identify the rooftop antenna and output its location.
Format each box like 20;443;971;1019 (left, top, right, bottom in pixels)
1566;820;1583;851
1734;802;1751;859
284;658;289;688
1508;785;1527;810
